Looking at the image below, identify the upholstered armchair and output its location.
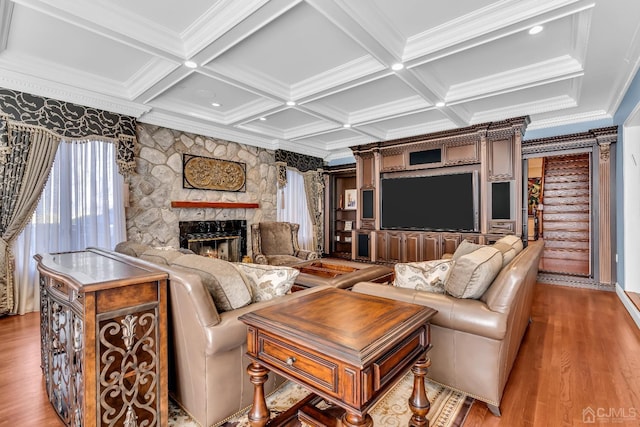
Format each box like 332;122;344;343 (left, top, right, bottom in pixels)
251;222;318;266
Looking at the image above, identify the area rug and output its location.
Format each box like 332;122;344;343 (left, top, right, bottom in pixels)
168;371;473;427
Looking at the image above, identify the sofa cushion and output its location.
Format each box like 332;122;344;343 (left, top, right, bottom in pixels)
234;263;299;302
451;240;484;261
171;255;253;312
492;241;518;267
445;246;503;299
139;248;187;265
114;241;151;258
495;235;523;254
393;259;453;294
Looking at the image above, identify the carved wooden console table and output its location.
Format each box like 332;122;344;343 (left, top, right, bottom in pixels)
36;248;169;427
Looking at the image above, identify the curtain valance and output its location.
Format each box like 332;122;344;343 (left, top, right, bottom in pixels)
0;89;137;176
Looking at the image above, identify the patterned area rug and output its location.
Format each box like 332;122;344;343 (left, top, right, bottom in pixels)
169;371;473;427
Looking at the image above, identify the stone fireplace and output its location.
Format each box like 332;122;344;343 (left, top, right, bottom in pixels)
179;220;247;262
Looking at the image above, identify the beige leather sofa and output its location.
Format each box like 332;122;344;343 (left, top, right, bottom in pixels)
352;239;544;416
113;242;329;427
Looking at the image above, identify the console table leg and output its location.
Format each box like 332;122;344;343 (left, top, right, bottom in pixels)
342;412;373;427
247;362;270;427
408;356;431;427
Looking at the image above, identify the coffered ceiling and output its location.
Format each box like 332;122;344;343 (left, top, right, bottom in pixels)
1;0;639;162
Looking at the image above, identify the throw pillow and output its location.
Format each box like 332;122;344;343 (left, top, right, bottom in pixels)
445;246;503;299
114;241;151;258
495;235;523;254
393;259;454;294
451;240;484;261
171;255;253;312
140;248;185;265
234;263;300;302
492;241;517;267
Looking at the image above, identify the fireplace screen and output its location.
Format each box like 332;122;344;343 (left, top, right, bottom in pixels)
179;220;247;263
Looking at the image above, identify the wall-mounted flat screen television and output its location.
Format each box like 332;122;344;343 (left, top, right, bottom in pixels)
381;171;479;231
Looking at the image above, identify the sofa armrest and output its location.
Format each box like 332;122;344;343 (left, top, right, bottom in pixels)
253;254;268;264
296;249;318;260
352;282;507;340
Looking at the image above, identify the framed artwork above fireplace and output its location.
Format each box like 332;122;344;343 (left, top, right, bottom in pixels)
183;154;246;191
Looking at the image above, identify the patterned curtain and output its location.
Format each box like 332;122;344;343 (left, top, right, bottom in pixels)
302;170;325;254
0;89;138;315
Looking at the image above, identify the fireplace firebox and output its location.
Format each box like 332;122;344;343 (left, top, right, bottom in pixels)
179;220;247;262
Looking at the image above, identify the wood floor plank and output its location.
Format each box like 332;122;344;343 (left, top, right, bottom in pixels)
1;283;639;426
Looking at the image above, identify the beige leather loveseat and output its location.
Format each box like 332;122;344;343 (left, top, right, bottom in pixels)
352;238;544;416
113;242;329;427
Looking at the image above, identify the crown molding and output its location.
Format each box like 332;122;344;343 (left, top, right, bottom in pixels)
447;55;583;102
275;138;330;159
290;55;384;99
470;95;577;124
15;0;184;57
181;0;273;58
526;109;611;130
348;96;431;124
0;68;150;117
0;0;13;51
139;110;280;151
404;0;593;61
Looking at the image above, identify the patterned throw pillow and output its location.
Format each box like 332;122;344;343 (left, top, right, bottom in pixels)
234;263;300;302
393;259;454;294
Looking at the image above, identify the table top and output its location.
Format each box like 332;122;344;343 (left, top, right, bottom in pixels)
239;288;436;366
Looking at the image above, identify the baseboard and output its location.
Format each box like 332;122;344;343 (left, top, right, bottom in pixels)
616;283;640;329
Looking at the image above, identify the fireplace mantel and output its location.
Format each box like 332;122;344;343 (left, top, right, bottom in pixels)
171;201;260;209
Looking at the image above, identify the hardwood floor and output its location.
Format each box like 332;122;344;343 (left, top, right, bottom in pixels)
465;283;640;426
1;283;639;426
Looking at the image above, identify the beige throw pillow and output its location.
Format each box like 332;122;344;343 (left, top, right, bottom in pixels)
495;235;523;254
140;248;186;265
452;240;484;261
393;259;454;294
445;246;503;299
171;255;253;312
491;242;517;267
234;263;299;302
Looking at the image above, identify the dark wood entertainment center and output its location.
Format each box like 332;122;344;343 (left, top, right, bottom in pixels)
326;117;530;263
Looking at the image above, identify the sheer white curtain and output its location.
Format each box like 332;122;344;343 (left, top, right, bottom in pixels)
277;168;314;250
13;140;126;314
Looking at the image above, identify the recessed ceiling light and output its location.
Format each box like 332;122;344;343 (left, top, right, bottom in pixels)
343;123;351;128
286;101;296;106
435;101;445;107
259;117;267;121
211;102;221;107
528;25;544;35
184;60;198;69
391;63;404;71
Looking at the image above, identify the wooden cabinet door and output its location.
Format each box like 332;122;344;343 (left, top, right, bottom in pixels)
405;234;422;262
442;233;462;256
421;234;441;261
375;231;388;262
387;233;404;263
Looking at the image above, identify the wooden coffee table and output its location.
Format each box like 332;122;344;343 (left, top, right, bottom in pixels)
239;288;437;427
291;259;393;290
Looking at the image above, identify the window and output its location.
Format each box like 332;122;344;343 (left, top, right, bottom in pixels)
13;140;126;313
276;168;313;250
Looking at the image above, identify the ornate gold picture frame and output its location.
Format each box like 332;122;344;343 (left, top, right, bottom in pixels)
183;154;246;192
